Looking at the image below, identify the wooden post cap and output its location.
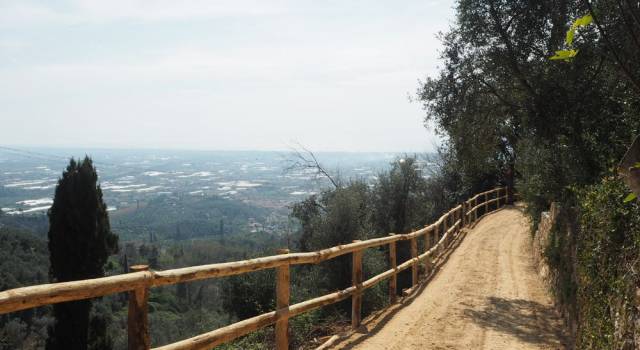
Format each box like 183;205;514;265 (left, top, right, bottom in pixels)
130;265;149;272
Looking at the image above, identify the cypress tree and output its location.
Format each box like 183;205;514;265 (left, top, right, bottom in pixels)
46;157;119;350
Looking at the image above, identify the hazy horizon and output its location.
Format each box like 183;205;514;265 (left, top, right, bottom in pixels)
1;144;437;155
1;1;454;152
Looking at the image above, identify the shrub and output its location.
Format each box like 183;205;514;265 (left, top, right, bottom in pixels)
575;176;640;349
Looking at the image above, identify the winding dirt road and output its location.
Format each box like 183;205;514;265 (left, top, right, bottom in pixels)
329;207;567;350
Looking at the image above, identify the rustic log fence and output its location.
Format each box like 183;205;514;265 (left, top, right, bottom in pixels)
0;187;507;350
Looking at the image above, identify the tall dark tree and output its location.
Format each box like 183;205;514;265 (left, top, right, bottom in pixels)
46;157;118;350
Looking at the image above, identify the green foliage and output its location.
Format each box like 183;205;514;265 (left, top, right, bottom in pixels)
420;1;640;348
565;14;592;46
372;157;431;293
556;2;640;93
48;157;119;282
372;158;429;235
420;0;640;224
549;13;592;61
0;227;50;349
87;305;114;350
0;319;28;350
0;214;49;237
549;49;579;61
0;152;476;350
111;195;268;241
544;206;578;321
221;270;275;320
149;308;230;348
284;156;456;331
293;180;372;252
575;176;640;348
0;228;49;291
46;157;119;350
291;180;373;315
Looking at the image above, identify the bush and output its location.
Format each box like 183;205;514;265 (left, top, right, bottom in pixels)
575;176;640;349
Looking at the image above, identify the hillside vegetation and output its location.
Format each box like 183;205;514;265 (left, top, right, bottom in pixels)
0;154;464;350
418;0;640;348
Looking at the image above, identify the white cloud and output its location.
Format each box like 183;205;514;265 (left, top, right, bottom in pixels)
0;0;453;152
0;0;287;25
74;0;288;21
6;28;441;87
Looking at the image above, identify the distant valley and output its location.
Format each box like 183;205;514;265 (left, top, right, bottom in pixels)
0;148;422;241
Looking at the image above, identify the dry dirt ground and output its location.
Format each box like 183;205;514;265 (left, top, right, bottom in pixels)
328;206;568;350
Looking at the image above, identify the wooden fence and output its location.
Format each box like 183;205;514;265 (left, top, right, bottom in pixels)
0;187;508;350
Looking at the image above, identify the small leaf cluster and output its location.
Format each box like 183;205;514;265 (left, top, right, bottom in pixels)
550;14;592;61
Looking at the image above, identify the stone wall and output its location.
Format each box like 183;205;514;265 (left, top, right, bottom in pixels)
531;202;578;346
531;202;557;281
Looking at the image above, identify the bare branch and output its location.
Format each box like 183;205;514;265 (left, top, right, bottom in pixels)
284;143;340;189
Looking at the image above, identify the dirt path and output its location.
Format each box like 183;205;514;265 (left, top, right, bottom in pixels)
329;207;567;350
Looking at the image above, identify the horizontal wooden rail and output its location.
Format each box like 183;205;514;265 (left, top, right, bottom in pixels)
0;271;153;314
466;196;507;217
466;188;499;203
0;187;507;350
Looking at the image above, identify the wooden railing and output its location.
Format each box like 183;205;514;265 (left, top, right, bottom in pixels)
0;187;508;350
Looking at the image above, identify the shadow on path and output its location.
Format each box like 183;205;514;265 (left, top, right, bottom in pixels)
330;229;469;350
463;296;567;347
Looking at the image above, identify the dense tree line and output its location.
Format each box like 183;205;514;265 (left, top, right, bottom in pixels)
216;155;470;348
419;0;640;347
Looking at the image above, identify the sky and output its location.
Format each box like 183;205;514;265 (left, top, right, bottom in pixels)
0;0;455;153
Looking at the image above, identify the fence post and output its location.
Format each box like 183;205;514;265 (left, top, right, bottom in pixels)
424;228;430;252
128;265;150;350
451;213;456;242
443;214;449;247
388;234;397;304
434;222;441;255
410;237;418;287
465;200;470;225
424;228;432;276
485;192;489;214
434;223;438;247
497;188;501;208
275;249;290;350
352;241;363;329
462;202;466;227
451;211;455;236
503;187;507;206
474;197;478;222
